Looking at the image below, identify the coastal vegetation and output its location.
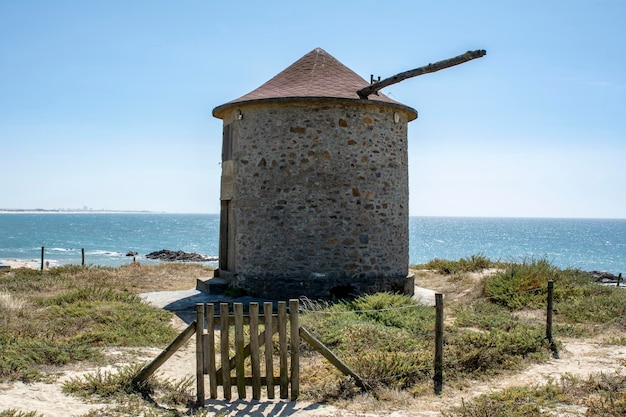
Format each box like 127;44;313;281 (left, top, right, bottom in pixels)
298;256;626;414
0;263;211;382
441;372;626;416
1;258;625;415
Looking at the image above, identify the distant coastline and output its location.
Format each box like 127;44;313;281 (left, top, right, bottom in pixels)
0;209;157;214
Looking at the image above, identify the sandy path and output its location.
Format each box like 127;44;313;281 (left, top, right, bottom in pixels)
401;339;626;417
2;282;624;416
0;370;108;416
2;335;624;417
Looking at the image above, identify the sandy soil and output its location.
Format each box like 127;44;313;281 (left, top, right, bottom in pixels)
1;270;625;416
0;259;43;270
2;326;624;416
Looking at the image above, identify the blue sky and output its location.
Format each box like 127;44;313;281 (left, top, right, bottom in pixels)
1;1;624;217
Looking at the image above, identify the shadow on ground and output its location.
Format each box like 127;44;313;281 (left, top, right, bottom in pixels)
199;399;327;417
141;289;279;324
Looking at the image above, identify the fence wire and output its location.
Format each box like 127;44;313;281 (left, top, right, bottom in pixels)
1;286;550;355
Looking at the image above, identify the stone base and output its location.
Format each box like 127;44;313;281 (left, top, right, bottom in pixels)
196;276;229;295
215;269;414;300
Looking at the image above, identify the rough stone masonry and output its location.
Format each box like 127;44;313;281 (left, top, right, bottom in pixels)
212;48;418;299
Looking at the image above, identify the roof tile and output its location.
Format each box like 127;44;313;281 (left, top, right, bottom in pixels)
226;48;399;104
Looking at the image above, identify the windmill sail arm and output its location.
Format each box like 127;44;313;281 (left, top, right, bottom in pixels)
357;49;486;99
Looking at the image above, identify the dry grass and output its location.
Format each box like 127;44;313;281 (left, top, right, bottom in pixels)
0;263;213;296
411;268;496;304
0;289;27;312
0;263;213;382
66;262;214;293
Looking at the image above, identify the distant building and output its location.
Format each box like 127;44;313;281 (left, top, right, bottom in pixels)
212;48;418;299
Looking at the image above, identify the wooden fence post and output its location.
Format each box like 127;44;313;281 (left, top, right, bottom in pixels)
205;304;217;399
264;302;275;399
617;272;622;287
220;303;232;400
546;281;554;343
196;304;205;405
234;303;246;399
289;299;300;401
41;246;44;271
81;248;85;266
434;293;444;395
249;302;261;399
546;280;559;358
278;301;288;399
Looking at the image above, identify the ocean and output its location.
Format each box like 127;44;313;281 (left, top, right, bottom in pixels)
1;213;625;274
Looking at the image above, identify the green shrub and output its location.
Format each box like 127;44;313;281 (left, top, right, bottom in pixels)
44;300;176;346
62;363;145;398
346;350;432;389
0;333;94;381
448;327;547;374
0;269;177;382
484;258;558;309
453;300;522;331
349;293;435;336
419;254;493;275
301;293;434;349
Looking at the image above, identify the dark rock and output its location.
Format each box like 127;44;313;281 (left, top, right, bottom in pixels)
588;270;621;284
126;251;138;257
145;249;217;263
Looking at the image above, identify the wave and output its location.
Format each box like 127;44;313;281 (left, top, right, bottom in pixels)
89;250;127;257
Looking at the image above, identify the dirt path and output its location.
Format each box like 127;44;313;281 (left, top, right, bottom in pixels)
398;338;626;417
1;332;624;417
2;275;625;416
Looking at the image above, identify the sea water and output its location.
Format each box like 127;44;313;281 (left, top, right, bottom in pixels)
0;213;625;274
409;217;626;273
0;213;219;268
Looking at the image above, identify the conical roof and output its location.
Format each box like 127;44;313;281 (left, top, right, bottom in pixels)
213;48;416;118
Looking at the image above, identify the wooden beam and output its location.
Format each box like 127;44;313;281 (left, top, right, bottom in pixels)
357;49;486;99
132;320;196;388
299;326;368;390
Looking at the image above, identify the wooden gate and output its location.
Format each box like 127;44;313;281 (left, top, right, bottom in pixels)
195;299;300;403
133;298;364;405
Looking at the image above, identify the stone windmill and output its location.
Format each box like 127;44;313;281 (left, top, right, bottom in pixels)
211;48;485;299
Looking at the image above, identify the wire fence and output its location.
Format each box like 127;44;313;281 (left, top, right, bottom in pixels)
1;285;552;349
1;280;558;398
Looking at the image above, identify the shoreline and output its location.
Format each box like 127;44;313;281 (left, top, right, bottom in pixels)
0;210;158;215
1;258;621;284
0;257;217;271
0;259;43;270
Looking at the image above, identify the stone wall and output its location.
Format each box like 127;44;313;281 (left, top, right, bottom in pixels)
219;99;414;299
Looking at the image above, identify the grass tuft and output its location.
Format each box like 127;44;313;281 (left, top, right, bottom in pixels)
63;363;197;413
0;411;44;417
443;372;626;417
417;254;494;275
